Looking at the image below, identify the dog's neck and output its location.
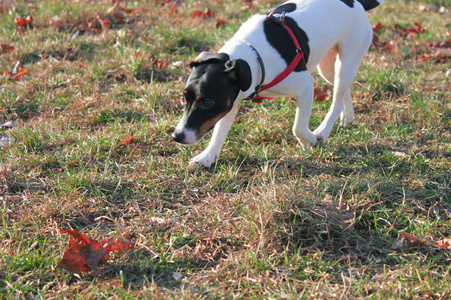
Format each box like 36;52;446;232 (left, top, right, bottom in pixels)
219;41;264;101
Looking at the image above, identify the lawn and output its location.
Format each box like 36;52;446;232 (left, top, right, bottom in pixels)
0;0;450;298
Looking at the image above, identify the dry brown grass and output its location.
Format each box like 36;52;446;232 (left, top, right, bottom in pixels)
0;0;450;298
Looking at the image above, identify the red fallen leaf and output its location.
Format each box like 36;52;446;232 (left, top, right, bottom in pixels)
134;51;144;58
215;19;226;28
119;133;134;145
58;229;136;274
204;8;214;17
14;15;33;29
400;232;434;249
14;16;27;28
167;5;178;15
190;10;202;18
153;59;169;69
314;85;330;101
372;21;384;32
67;161;78;166
436;238;451;249
101;237;136;255
0;44;14;53
4;63;30;80
402;22;426;35
100;17;112;29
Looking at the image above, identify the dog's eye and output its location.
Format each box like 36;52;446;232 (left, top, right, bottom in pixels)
180;96;186;106
198;98;214;110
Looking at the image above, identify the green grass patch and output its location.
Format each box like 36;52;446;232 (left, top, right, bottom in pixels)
0;0;450;298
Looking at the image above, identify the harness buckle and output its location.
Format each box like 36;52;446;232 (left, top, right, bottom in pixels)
279;12;285;24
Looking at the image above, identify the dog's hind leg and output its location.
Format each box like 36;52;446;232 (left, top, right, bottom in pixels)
317;45;355;129
313;42;368;142
292;72;317;149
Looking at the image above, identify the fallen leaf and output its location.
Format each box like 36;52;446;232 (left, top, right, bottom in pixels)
4;62;30;80
0;44;14;53
402;22;426;35
14;14;33;33
314;85;330;101
153;59;169;69
67;161;78;166
167;5;178;15
436;238;451;249
14;16;27;28
400;232;435;249
372;21;384;32
190;10;202;18
203;8;214;17
101;237;136;255
58;229;136;274
99;17;112;29
215;19;226;28
119;133;134;145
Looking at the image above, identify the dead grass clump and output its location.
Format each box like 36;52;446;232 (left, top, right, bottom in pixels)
235;180;354;257
274;197;351;252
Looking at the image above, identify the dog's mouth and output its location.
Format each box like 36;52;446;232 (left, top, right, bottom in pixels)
172;127;211;145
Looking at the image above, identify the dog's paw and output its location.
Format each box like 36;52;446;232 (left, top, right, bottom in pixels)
189;152;217;168
339;112;355;128
312;129;329;144
294;131;317;149
339;109;355;128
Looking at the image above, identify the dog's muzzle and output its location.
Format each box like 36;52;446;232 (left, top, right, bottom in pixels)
172;131;186;144
172;126;200;144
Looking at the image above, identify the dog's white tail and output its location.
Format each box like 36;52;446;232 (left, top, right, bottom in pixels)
357;0;384;11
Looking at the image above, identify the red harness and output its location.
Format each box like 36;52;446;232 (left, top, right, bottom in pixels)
246;13;307;103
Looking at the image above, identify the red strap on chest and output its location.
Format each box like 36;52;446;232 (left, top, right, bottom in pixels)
252;23;306;103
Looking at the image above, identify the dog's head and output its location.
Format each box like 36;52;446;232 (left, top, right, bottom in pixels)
172;52;251;144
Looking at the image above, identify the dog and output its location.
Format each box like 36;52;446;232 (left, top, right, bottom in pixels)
173;0;384;167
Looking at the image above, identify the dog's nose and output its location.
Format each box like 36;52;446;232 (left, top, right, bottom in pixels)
172;131;185;143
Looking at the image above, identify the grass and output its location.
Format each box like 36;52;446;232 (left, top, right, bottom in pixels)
1;0;450;298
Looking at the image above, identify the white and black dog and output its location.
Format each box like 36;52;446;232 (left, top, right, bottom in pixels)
173;0;384;167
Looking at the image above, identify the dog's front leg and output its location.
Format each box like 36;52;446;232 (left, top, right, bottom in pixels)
189;104;239;168
292;73;317;149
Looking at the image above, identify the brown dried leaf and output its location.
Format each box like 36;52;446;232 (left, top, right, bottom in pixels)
119;133;134;146
436;238;451;249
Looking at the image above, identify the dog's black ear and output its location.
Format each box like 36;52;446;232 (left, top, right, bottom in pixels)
190;52;230;68
225;59;252;92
